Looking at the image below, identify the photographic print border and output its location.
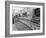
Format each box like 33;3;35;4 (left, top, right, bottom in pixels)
5;1;45;37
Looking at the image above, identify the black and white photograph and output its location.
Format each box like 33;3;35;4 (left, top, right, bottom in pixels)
12;7;40;31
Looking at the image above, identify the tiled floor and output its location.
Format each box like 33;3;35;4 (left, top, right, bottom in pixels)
12;18;40;31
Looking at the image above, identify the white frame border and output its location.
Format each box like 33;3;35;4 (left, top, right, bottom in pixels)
10;4;43;34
